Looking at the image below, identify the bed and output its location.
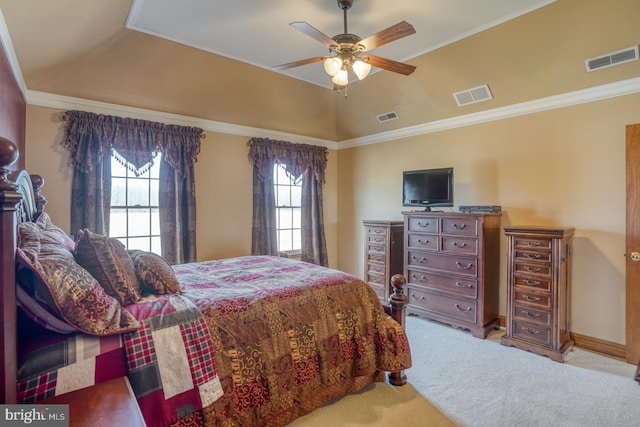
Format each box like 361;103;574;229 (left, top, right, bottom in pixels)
0;139;411;426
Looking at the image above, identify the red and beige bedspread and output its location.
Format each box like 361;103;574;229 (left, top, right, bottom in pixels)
18;256;411;427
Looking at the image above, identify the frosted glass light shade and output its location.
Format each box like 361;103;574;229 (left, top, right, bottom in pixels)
323;57;342;76
331;69;349;86
352;60;372;80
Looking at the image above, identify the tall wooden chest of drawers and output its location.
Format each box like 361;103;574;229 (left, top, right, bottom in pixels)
363;220;404;303
402;211;502;338
501;226;574;362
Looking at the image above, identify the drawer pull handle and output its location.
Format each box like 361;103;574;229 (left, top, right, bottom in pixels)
417;239;430;245
411;274;427;282
523;295;541;302
453;242;467;248
523;266;541;273
411;293;425;302
523;279;541;286
417;222;430;228
524;253;542;260
452;223;467;230
456;261;473;270
373;238;384;242
522;310;541;318
522;327;541;335
412;256;427;263
454;304;472;313
455;282;473;289
373;256;384;261
523;241;541;247
373;229;383;234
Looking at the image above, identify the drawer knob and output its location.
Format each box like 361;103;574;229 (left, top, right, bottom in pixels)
522;327;541;335
417;239;430;245
522;310;541;318
373;237;384;242
456;261;473;270
523;266;542;273
417;221;430;227
453;241;467;248
411;274;427;282
411;293;425;302
523;241;541;247
412;256;427;263
523;295;542;302
524;253;542;260
452;223;467;230
455;282;473;289
523;279;541;286
454;304;472;313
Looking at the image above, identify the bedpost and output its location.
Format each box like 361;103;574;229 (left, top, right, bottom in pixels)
0;137;20;404
388;274;408;386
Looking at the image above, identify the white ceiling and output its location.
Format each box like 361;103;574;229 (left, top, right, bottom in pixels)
126;0;555;89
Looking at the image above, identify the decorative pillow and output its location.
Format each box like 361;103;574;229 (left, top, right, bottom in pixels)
129;250;181;295
35;212;75;252
16;222;139;336
74;229;142;305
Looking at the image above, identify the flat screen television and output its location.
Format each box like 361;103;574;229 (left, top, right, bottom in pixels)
402;167;454;210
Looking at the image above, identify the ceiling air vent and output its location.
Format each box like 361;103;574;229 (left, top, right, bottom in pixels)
453;84;493;107
376;111;399;123
585;46;639;72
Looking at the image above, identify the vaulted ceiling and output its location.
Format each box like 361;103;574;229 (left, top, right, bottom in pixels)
1;0;639;144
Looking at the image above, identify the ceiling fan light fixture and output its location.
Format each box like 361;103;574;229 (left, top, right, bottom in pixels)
324;57;342;76
352;59;371;80
332;69;349;86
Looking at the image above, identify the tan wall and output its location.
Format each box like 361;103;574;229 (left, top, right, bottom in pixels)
24;104;339;268
337;93;640;345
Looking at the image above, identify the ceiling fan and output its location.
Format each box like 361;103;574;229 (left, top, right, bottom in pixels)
272;0;417;87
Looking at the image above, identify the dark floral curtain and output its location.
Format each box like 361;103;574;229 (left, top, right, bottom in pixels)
248;137;328;266
62;110;202;264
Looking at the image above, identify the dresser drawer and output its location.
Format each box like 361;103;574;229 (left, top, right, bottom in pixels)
367;226;388;237
514;249;552;263
407;285;477;323
367;262;386;277
366;270;385;286
407;269;477;298
367;242;387;255
441;217;478;236
513;237;552;251
513;262;551;277
513;303;551;326
367;234;387;246
407;216;439;233
407;233;438;250
513;275;551;292
512;320;551;346
368;282;385;300
441;236;478;256
407;250;477;277
514;290;551;309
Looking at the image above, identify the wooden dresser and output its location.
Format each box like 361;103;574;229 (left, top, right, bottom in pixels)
501;226;574;362
402;211;502;338
363;220;404;303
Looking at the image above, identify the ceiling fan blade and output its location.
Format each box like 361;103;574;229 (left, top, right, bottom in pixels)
365;55;416;76
359;21;416;51
290;22;337;48
272;56;325;72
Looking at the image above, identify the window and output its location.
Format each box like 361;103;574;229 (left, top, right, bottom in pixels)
109;150;161;254
274;163;301;253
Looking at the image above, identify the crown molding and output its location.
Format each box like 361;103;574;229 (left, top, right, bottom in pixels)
338;76;640;149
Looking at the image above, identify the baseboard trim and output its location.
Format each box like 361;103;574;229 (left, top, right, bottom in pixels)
497;315;626;360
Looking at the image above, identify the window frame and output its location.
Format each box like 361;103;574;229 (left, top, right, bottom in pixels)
274;163;302;257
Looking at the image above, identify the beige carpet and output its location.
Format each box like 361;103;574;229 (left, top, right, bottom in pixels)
288;381;457;426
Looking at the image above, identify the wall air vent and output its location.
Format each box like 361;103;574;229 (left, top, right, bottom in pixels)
585;46;639;72
376;111;399;123
453;84;493;107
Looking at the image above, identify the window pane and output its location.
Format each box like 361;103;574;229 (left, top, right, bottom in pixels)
151;236;162;255
128;208;151;236
111;153;128;177
278;229;292;251
149;157;161;179
276;185;290;206
291;186;301;207
292;208;301;228
149;179;159;205
109;208;127;237
151;208;160;234
292;229;301;251
128;237;150;252
275;164;289;183
127;179;150;206
111;177;127;205
279;208;293;229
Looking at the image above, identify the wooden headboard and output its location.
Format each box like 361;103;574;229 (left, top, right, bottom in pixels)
0;137;45;403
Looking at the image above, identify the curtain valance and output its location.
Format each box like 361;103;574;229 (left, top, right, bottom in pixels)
62;110;203;176
248;137;328;183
